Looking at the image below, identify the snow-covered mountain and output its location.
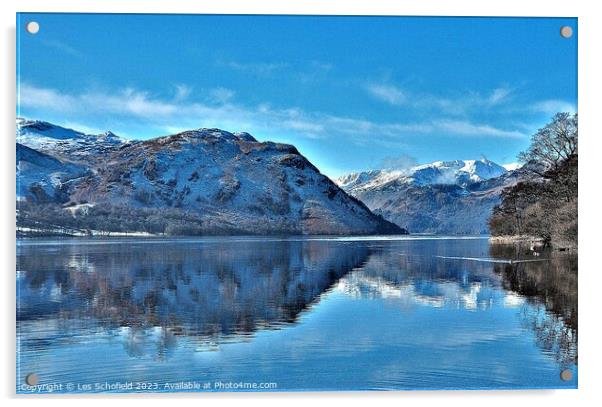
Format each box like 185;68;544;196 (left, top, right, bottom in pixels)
16;143;89;202
16;120;403;236
337;159;508;191
337;159;521;234
17;119;127;163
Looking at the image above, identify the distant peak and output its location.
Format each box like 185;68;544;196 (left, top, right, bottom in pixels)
234;132;257;142
338;158;508;190
17;119;85;140
100;131;118;138
158;128;261;145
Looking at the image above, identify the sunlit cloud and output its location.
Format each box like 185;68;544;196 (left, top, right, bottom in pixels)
19;82;528;145
18;83;76;111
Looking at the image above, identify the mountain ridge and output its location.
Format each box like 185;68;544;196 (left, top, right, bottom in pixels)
16;119;404;236
337;159;523;234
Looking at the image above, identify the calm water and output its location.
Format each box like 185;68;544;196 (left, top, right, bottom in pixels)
16;236;577;393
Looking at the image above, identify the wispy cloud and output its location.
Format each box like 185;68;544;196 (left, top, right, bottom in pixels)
41;39;82;57
435;120;524;139
218;60;288;75
209;87;235;103
18;83;76;111
296;60;334;84
365;83;515;114
19;82;527;145
366;84;406;106
488;86;513;105
531;99;577;115
174;84;192;101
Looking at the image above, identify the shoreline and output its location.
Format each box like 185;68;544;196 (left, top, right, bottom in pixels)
489;235;544;244
489;235;577;251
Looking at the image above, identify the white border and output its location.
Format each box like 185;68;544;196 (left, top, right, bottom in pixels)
2;1;601;406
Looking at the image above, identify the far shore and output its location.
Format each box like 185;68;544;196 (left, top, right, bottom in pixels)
489;235;577;251
489;235;544;244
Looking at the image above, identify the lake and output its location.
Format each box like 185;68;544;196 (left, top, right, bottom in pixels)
16;236;577;393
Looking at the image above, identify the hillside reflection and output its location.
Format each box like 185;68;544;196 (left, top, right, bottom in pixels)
17;239;577;369
490;244;578;367
338;240;506;309
17;240;370;347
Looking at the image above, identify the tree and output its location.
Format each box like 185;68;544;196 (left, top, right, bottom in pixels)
519;112;577;177
490;112;578;248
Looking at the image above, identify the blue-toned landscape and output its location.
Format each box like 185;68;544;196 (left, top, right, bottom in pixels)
16;14;577;392
17;237;577;392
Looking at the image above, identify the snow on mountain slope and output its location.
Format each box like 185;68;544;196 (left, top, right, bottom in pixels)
502;162;523;171
71;128;403;235
17;119;127;163
337;159;507;192
16;120;404;235
16;143;89;202
336;159;517;234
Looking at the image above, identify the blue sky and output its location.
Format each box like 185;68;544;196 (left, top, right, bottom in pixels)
17;14;577;177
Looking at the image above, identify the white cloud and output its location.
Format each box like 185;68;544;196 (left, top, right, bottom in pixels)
19;83;527;146
488;87;513;105
366;83;517;116
531;99;577;115
121;88;179;117
436;120;524;139
209;87;235;103
18;83;76;111
41;39;82;57
220;60;288;75
366;84;406;106
174;84;192;101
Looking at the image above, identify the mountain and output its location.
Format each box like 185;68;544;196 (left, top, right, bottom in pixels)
338;159;508;191
17;118;127;163
337;159;522;234
16;143;89;203
16;120;403;236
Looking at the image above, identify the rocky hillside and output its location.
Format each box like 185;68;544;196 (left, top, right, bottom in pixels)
17;119;126;164
16;143;89;203
16;120;403;236
337;159;525;234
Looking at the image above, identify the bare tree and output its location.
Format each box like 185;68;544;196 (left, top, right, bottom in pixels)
519;112;578;177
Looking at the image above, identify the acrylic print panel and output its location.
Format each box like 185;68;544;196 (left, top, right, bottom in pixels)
16;14;578;393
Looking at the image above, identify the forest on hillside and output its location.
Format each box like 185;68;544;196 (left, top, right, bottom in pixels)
489;113;577;248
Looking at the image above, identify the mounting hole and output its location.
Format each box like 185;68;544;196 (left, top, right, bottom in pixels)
560;26;573;39
560;369;573;381
25;373;39;386
26;21;40;34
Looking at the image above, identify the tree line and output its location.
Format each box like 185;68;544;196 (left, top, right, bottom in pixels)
489;113;577;248
17;201;209;236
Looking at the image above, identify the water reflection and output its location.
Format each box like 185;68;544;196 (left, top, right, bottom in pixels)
16;237;577;391
18;240;369;347
339;241;502;310
490;244;578;368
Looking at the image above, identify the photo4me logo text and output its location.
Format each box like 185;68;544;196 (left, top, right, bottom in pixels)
19;380;278;393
